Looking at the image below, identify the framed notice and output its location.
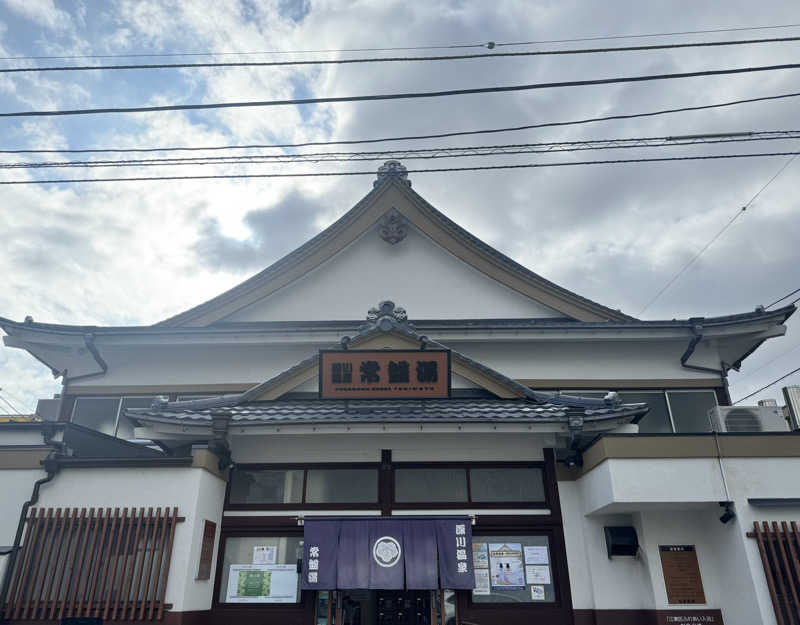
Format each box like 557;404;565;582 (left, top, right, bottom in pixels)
489;543;525;590
195;520;216;580
319;350;450;399
659;545;706;605
226;564;299;603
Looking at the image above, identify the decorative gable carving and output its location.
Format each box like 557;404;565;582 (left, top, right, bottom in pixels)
378;209;408;245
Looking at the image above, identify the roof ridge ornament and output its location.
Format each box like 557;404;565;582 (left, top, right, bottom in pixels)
363;300;413;332
378;208;408;245
374;160;411;188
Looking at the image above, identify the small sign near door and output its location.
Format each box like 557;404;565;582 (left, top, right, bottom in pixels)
659;545;706;605
196;520;216;580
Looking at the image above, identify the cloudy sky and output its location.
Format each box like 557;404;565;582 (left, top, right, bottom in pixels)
0;0;798;413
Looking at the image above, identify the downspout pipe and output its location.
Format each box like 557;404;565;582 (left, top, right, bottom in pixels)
680;320;728;379
0;427;63;623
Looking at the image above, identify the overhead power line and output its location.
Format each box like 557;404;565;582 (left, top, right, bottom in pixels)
733;365;800;404
3;22;800;60
4;150;800;185
3;91;799;155
3;63;800;119
766;286;800;309
5;131;800;170
730;341;800;386
496;23;800;47
636;153;799;316
5;91;800;155
0;391;22;415
5;35;800;74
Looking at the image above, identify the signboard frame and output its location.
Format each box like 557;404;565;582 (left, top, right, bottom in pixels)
319;349;451;400
659;545;706;605
196;520;217;580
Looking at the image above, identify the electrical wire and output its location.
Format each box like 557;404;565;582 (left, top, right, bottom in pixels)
5;91;799;154
3;22;800;60
636;154;799;316
4;150;800;185
6;35;800;74
3;63;800;118
0;392;23;415
0;387;26;408
5;132;800;170
730;342;800;385
766;287;800;309
733;365;800;404
495;23;800;47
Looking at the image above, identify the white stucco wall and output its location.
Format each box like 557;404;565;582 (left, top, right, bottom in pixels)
231;432;550;463
223;223;564;322
0;464;226;613
67;336;716;392
580;458;728;514
0;468;48;587
562;455;800;625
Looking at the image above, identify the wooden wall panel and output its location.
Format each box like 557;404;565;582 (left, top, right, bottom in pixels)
3;506;183;621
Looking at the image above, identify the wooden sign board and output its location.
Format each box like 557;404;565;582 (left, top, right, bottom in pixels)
320;350;450;399
659;545;706;605
196;520;217;580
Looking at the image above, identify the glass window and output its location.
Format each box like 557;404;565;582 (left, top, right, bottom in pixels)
218;536;302;603
71;397;120;436
470;468;544;503
306;469;378;503
667;391;718;432
229;469;304;505
117;397;158;439
471;535;555;603
618;392;673;433
394;468;468;502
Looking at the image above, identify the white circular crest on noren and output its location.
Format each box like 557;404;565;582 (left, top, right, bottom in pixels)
372;536;402;568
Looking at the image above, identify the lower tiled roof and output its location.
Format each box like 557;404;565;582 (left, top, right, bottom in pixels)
128;398;647;426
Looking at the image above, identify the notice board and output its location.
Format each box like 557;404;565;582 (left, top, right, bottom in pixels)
196;520;217;580
659;545;706;605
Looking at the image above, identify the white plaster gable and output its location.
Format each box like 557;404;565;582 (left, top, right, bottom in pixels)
221;222;565;322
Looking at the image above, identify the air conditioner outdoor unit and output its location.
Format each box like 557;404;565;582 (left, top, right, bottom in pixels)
708;405;789;433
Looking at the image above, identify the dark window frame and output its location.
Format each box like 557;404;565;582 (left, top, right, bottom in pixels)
225;463;382;511
212;525;315;617
465;527;566;611
226;461;550;511
391;461;549;510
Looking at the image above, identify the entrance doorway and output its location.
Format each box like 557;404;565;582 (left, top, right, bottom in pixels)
322;590;450;625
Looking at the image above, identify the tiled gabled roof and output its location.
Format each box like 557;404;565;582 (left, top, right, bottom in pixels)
126;301;649;429
157;169;632;327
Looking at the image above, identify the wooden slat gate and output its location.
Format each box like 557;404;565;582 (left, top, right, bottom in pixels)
748;521;800;625
4;506;182;621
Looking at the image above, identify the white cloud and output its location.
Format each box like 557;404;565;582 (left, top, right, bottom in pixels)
1;0;799;410
3;0;72;30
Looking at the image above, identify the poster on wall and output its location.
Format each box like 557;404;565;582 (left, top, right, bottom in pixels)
525;565;551;585
523;545;549;565
531;585;546;601
472;569;491;595
489;543;525;590
472;542;488;568
253;545;277;565
226;564;298;603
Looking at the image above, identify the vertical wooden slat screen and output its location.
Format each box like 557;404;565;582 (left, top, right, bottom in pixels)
3;506;183;621
749;520;800;625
